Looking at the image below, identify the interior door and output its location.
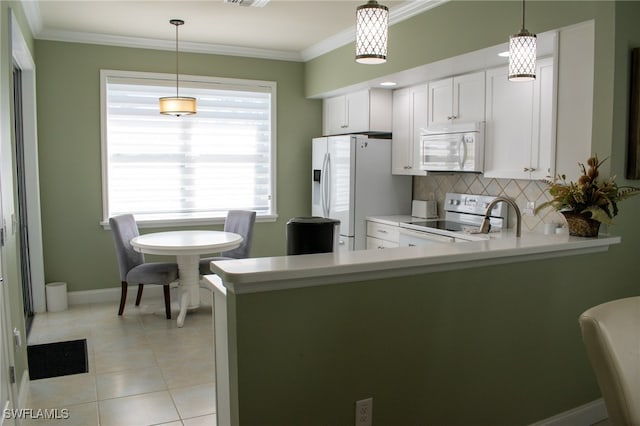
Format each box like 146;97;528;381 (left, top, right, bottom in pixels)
327;136;354;237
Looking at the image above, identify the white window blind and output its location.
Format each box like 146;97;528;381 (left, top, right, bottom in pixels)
101;70;276;225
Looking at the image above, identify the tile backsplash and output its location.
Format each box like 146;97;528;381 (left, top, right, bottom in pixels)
413;173;565;234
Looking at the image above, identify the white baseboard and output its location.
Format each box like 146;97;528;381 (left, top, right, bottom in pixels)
67;285;212;307
531;399;607;426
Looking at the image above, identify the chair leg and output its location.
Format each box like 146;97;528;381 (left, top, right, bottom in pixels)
118;281;127;316
135;284;144;306
163;285;171;319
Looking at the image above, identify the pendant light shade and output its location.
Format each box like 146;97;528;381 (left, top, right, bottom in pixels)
159;96;197;116
508;0;536;81
355;0;388;64
160;19;196;116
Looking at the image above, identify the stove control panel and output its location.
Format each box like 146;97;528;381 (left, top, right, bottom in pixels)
443;193;508;219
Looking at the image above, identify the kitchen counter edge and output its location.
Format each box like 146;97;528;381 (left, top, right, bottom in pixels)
206;233;621;295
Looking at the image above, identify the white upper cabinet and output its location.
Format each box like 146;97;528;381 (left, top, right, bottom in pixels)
427;71;485;126
484;57;556;180
323;89;392;136
391;85;428;175
555;21;594;182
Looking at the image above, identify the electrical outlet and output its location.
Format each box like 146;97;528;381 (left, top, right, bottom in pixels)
355;398;372;426
523;200;536;216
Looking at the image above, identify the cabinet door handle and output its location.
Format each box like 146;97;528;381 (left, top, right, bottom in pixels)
524;167;537;172
524;167;530;172
447;116;453;120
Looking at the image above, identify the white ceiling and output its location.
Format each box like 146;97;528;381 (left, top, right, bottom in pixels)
23;0;447;61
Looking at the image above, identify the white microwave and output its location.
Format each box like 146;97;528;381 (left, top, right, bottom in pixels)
420;122;485;172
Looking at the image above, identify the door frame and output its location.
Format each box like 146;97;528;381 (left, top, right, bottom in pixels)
11;11;45;314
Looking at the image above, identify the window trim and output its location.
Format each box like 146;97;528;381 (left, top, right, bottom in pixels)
99;69;278;229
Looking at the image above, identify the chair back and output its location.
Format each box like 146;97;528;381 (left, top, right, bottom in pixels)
109;214;144;280
221;210;256;259
579;296;640;426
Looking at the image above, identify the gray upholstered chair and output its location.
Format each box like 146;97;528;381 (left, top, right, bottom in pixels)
579;296;640;425
109;214;178;319
199;210;256;275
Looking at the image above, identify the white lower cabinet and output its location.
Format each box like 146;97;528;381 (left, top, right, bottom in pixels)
366;221;400;249
483;57;555;180
366;236;398;249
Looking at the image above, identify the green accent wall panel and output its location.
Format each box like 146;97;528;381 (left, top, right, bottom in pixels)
231;255;637;425
305;1;604;98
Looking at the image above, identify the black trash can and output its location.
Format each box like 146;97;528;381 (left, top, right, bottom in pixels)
286;217;340;255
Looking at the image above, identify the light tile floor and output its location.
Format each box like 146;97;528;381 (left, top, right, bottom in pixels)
24;299;217;426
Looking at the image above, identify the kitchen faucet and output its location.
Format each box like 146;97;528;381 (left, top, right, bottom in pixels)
479;197;522;237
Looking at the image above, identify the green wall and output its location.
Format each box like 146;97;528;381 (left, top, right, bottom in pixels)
228;1;640;425
305;1;606;98
34;41;322;292
233;256;636;425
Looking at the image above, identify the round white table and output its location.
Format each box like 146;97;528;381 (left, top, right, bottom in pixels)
130;230;243;327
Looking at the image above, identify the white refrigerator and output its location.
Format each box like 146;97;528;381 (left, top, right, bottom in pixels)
312;135;412;251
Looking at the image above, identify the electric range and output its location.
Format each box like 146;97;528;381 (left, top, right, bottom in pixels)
399;193;509;242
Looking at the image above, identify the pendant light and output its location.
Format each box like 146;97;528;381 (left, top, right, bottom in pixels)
508;0;536;81
355;0;388;64
159;19;197;116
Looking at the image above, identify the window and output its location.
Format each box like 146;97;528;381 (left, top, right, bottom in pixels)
101;70;276;227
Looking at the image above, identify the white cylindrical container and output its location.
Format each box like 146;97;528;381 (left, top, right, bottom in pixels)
544;223;559;235
46;282;68;312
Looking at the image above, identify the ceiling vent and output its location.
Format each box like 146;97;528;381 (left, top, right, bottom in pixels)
224;0;270;7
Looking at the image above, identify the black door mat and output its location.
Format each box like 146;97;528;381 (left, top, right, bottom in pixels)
27;339;88;380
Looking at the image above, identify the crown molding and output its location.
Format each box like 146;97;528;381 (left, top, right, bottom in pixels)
36;28;303;61
19;0;42;35
24;0;448;63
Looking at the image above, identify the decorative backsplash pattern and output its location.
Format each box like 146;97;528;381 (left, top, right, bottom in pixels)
413;173;566;234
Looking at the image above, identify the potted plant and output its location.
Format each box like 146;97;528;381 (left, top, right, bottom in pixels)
536;155;640;237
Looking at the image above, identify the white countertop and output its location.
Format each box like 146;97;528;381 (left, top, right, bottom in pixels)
210;231;621;294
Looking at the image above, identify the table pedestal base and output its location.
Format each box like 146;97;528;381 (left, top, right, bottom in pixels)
176;254;201;327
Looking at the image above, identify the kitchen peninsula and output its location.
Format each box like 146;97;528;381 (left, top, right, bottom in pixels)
204;233;620;426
